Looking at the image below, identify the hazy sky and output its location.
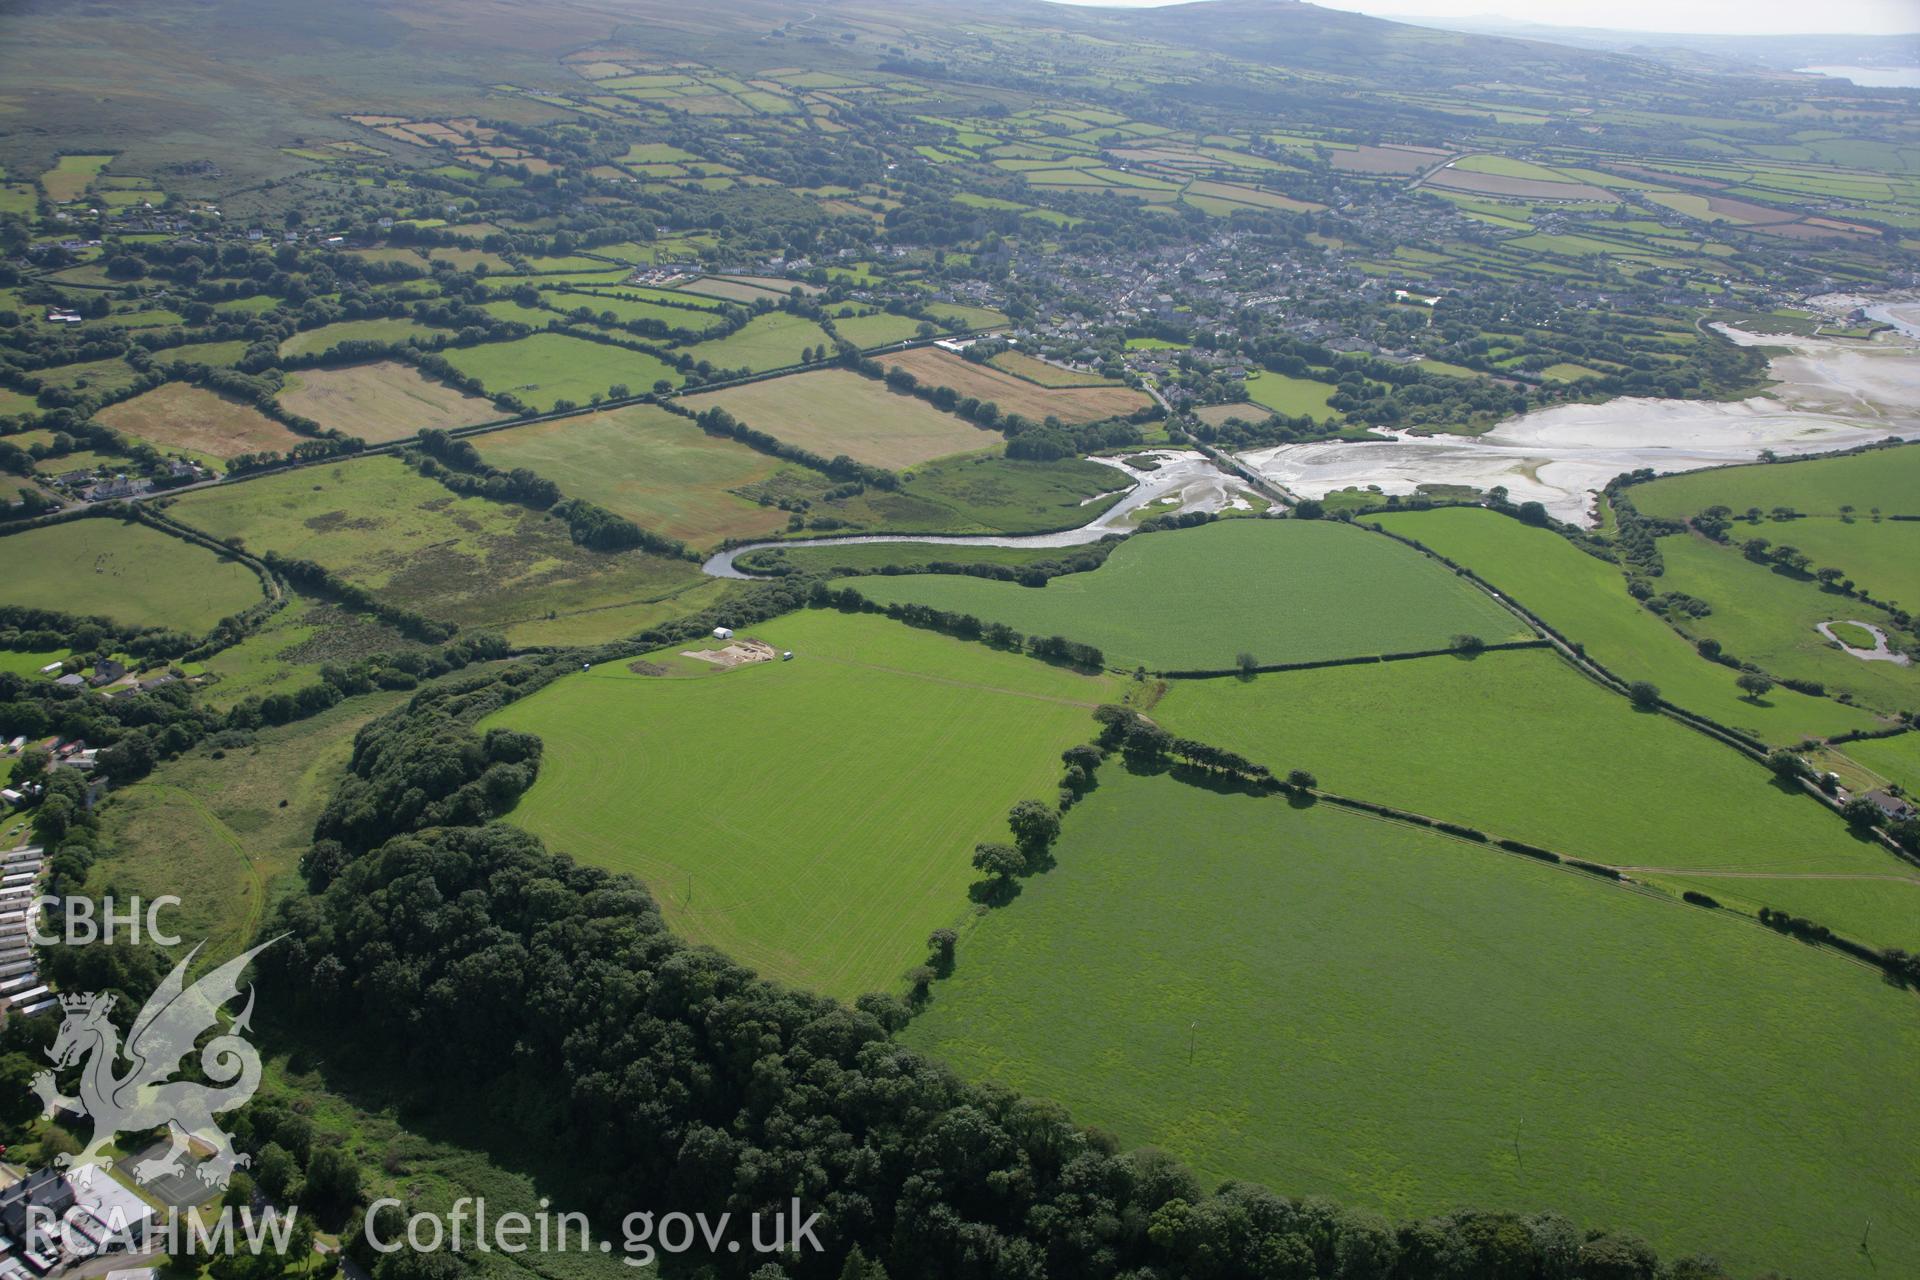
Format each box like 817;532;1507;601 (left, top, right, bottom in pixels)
1046;0;1920;36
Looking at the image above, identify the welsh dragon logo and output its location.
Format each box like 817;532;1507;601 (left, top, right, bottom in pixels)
31;939;278;1189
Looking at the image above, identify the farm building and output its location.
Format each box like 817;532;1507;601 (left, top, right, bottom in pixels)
713;626;734;640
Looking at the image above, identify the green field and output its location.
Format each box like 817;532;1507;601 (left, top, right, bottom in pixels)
1711;517;1920;612
680;311;835;373
441;333;680;410
164;456;704;630
1842;730;1920;795
0;648;68;677
93;693;409;961
279;318;445;357
1242;370;1337;418
854;519;1529;670
0;517;263;634
1158;648;1903;890
484;609;1111;997
1655;534;1917;714
1371;508;1886;741
831;312;924;349
1631;444;1920;520
902;771;1920;1280
470;403;793;547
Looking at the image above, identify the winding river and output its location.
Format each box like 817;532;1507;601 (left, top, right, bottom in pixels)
702;451;1254;577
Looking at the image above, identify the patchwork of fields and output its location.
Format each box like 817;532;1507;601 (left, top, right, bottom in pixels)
902;771;1920;1280
854;518;1530;670
485;609;1112;997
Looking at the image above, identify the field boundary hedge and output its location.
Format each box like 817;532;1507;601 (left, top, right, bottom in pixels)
1159;637;1550;679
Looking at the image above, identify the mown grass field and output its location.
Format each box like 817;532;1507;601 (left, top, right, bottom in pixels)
0;648;67;676
1157;648;1902;887
93;693;409;962
0;517;262;634
684;369;999;469
1655;534;1917;714
680;311;834;373
1630;444;1920;520
278;361;500;441
95;382;302;459
442;333;680;410
854;519;1528;670
485;609;1111;998
988;350;1117;387
1371;508;1886;741
470;403;794;547
279;318;445;357
882;347;1152;423
165;456;704;630
902;771;1920;1280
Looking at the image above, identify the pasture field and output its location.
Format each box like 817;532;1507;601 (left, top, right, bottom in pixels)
484;609;1112;997
558;293;726;333
683;369;998;468
442;333;680;410
34;355;143;396
902;771;1920;1280
1655;534;1916;714
0;517;262;634
853;519;1527;670
1709;517;1920;612
277;361;501;441
470;403;793;546
924;302;1007;330
94;383;302;459
1370;508;1885;741
279;318;445;357
40;153;113;202
987;350;1118;387
92;693;409;962
1242;370;1337;417
158;339;250;367
496;577;731;649
1643;871;1920;951
680;311;834;372
1630;443;1920;520
1842;730;1920;795
829;312;923;349
881;347;1152;423
164;456;704;630
1157;648;1903;890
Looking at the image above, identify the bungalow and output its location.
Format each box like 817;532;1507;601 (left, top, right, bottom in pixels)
1865;790;1917;823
